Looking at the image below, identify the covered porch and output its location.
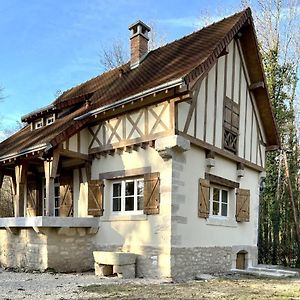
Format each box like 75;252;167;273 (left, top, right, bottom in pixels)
0;146;102;220
0;146;101;272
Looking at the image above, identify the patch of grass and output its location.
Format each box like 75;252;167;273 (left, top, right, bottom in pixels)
82;276;300;299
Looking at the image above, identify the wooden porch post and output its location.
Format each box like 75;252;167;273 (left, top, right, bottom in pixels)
43;150;60;216
14;163;27;217
0;169;4;189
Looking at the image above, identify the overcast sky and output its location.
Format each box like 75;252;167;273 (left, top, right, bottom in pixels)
0;0;245;129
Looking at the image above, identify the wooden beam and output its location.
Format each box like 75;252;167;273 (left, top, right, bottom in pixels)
218;46;229;58
43;150;60;216
99;167;151;180
178;131;264;172
249;81;265;90
205;173;239;189
0;170;4;188
59;149;91;161
14;163;28;217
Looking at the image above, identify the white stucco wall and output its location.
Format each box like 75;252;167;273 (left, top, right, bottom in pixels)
171;145;260;248
87;147;173;277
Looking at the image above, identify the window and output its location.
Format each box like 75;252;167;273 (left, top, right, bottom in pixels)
112;178;144;214
223;97;239;153
46;115;55;125
209;186;228;217
42;177;60;216
34;119;43;129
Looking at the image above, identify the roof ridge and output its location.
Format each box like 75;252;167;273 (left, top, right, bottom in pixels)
183;8;251;85
147;8;249;56
55;8;250;105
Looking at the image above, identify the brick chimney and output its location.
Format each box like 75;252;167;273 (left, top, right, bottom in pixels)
128;20;151;68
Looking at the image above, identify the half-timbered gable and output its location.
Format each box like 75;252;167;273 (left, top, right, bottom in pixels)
177;39;267;169
0;8;279;280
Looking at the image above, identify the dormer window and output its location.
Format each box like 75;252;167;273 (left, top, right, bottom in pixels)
34;119;43;129
46;114;55;126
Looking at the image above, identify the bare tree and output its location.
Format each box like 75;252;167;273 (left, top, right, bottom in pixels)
99;39;129;71
99;22;167;71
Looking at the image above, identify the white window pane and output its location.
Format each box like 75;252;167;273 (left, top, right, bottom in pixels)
222;190;228;203
125;181;134;196
213;188;220;202
213;201;219;215
125;196;134;211
137;180;144;195
113;183;121;197
221;203;228;216
113;197;121;211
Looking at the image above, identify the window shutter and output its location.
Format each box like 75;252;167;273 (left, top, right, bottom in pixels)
198;178;210;218
60;176;73;217
88;179;104;217
144;172;160;215
236;188;250;222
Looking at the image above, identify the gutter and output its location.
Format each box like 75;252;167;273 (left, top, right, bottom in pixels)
0;143;48;162
74;78;184;121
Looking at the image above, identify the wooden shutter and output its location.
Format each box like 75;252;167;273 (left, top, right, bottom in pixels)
144;172;160;215
27;181;37;216
88;179;104;217
236;188;250;222
198;178;210;218
60;176;73;217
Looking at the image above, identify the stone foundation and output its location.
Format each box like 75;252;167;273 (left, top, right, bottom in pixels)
171;246;258;281
0;228;97;272
171;246;232;281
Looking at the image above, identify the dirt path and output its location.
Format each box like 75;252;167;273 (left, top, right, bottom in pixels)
1;268;300;300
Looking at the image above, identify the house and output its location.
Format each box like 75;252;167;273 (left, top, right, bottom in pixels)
0;8;279;280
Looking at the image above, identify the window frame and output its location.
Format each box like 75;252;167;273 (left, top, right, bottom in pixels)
34;118;43;130
209;185;229;218
111;177;144;215
42;177;60;216
46;114;55;126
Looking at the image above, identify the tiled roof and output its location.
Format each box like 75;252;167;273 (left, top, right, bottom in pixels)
0;107;88;159
54;9;249;111
0;8;279;161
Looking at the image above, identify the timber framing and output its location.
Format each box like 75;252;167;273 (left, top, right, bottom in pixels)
178;131;264;172
205;173;240;189
99;167;151;180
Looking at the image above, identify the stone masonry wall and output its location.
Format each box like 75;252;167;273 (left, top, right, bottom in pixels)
0;228;97;272
171;246;232;281
0;228;48;270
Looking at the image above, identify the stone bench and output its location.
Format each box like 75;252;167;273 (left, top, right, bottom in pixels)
93;251;137;278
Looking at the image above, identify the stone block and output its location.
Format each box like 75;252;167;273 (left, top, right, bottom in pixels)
113;264;135;279
94;263;113;276
93;251;136;265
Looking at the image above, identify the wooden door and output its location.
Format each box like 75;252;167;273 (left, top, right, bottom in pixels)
236;252;247;270
59;176;73;217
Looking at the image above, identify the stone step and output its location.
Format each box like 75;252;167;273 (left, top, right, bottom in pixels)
248;266;298;276
232;267;298;278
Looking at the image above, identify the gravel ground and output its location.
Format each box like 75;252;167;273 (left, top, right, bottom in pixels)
0;268;167;300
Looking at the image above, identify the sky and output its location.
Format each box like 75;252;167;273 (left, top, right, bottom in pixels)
0;0;244;131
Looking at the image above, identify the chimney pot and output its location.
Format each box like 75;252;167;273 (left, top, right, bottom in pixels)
128;20;151;68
